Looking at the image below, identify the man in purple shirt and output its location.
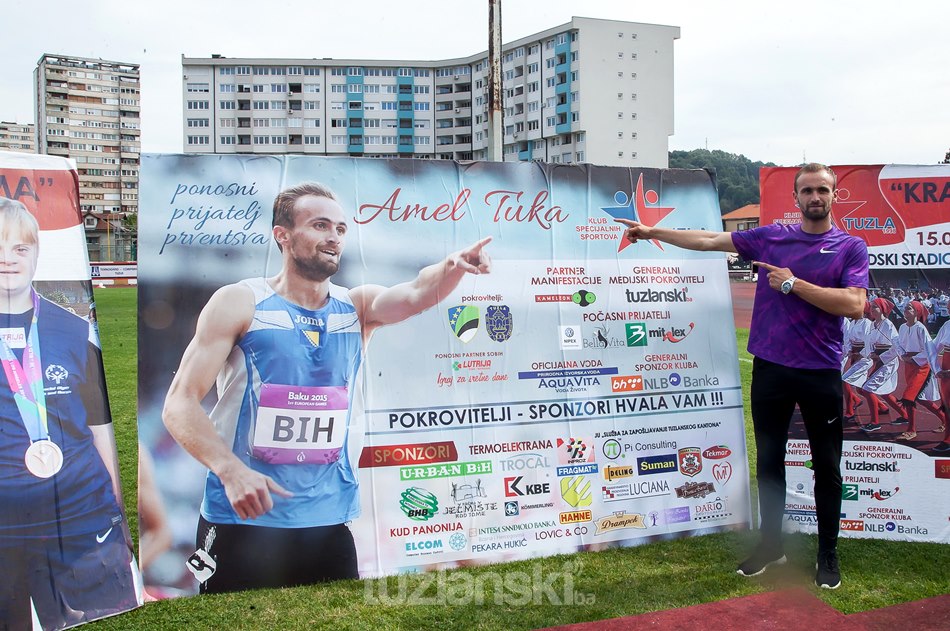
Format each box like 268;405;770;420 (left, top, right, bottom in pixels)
618;163;868;590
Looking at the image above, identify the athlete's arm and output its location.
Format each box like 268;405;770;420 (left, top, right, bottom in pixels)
755;261;866;319
351;236;492;337
615;219;737;253
162;284;291;520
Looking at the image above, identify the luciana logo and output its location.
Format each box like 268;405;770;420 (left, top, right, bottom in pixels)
400;487;439;521
45;364;69;384
485;305;513;342
447;305;479;342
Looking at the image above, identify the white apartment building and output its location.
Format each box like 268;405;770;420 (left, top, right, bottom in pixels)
182;17;679;167
0;122;36;153
34;54;141;225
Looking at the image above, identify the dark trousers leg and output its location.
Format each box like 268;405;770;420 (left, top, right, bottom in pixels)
750;358;797;551
798;370;844;553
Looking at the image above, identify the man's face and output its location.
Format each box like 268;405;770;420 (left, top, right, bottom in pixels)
278;195;347;281
0;229;38;295
793;171;835;222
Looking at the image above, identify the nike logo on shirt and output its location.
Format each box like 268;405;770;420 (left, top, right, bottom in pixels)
96;527;113;543
820;248;837;254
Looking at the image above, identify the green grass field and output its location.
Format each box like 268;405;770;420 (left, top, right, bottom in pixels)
91;287;947;630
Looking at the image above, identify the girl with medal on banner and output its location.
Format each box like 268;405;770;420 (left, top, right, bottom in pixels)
0;197;141;629
1;290;63;478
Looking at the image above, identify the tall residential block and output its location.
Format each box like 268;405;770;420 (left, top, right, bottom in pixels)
35;54;140;260
0;122;36;153
181;17;679;167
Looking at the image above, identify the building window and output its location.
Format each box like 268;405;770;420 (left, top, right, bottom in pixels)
187;100;209;110
220;135;235;145
187;135;209;145
187;83;209;92
187;118;209;128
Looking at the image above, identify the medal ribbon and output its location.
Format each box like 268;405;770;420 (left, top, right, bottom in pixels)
0;291;48;441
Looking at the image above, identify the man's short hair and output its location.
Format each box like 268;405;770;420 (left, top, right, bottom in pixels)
272;182;338;230
0;197;40;246
271;182;339;252
794;163;837;192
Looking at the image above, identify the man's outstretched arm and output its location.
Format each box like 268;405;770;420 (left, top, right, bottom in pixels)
352;236;492;335
162;284;291;520
615;218;737;253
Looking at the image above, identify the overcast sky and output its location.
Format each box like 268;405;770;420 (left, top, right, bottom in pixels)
3;0;948;166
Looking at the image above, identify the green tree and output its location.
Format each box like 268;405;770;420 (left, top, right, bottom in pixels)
669;149;778;214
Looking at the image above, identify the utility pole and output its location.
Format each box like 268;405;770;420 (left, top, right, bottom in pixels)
487;0;503;161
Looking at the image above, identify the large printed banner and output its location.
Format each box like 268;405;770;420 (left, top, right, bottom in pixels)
761;165;950;544
138;155;750;594
761;165;950;286
0;151;142;628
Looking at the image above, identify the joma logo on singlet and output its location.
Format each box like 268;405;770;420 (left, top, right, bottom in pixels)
295;315;325;327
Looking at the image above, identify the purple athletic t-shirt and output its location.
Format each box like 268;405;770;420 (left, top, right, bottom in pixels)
732;223;868;369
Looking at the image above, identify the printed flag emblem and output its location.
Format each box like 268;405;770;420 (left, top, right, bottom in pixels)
302;330;321;347
448;305;479;343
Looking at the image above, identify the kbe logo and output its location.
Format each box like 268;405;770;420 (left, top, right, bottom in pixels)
504;476;550;497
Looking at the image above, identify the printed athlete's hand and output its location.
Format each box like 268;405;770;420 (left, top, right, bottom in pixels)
614;218;653;244
217;461;293;520
754;261;795;291
452;236;492;275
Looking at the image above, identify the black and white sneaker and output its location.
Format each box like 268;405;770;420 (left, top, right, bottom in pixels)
861;423;883;432
815;549;841;589
737;547;787;577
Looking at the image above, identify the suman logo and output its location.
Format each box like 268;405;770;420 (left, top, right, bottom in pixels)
637;454;677;476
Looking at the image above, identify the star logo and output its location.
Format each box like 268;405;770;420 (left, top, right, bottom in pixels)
600;174;675;251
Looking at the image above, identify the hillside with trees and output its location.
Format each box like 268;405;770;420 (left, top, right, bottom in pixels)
669;149;779;214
